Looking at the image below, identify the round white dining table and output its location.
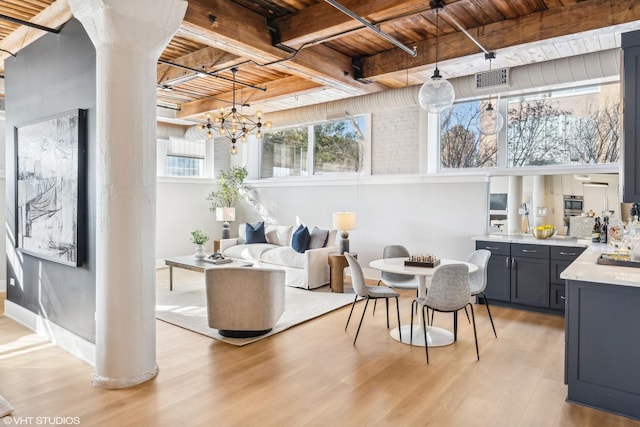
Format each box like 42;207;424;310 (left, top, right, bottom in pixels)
369;257;478;347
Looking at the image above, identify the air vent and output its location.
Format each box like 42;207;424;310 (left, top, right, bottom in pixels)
475;68;509;89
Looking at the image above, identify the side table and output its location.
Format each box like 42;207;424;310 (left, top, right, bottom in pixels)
328;253;356;293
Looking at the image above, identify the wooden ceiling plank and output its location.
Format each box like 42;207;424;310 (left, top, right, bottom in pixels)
181;0;385;97
177;76;321;118
360;0;640;80
158;47;240;84
275;0;461;48
0;0;71;72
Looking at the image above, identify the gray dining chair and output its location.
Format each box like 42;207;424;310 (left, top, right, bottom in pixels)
344;252;402;345
410;263;479;364
466;249;497;338
374;245;420;315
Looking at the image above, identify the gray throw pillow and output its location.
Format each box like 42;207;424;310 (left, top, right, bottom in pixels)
308;226;330;249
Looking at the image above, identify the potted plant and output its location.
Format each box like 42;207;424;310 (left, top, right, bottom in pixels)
206;166;253;239
190;230;209;259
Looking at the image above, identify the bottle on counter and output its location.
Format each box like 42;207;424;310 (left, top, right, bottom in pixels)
600;216;608;244
592;217;601;243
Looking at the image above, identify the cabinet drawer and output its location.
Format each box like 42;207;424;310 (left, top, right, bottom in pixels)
550;260;572;285
550;284;566;310
475;241;510;256
550;246;586;261
511;244;549;259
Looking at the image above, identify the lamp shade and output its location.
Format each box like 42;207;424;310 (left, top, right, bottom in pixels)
418;74;455;114
332;212;356;231
215;207;236;222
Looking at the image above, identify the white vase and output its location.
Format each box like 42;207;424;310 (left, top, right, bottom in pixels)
194;244;206;259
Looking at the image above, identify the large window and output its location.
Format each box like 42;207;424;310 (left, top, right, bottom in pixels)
164;138;205;177
261;116;366;178
440;100;497;169
438;82;620;171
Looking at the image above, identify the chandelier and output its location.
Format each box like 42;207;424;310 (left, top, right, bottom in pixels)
197;68;272;155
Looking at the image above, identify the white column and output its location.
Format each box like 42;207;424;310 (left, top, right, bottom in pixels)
532;175;546;228
507;176;523;234
70;0;187;388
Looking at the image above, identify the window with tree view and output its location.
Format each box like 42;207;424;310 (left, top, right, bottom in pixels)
507;84;619;167
261;116;365;178
438;82;620;171
440;100;497;169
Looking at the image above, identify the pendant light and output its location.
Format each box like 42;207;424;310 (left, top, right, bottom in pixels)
419;0;455;114
476;53;504;135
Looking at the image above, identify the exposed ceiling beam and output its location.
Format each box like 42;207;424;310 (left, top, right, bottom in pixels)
180;0;386;97
359;0;640;81
158;47;240;85
273;0;453;48
0;0;72;73
177;75;322;118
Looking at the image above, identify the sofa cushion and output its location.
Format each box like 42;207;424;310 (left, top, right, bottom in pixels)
222;243;278;261
266;225;293;246
291;225;310;253
260;246;306;269
308;226;330;249
246;222;268;244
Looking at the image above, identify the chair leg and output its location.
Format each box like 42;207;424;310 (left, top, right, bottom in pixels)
373;280;381;316
430;309;434;326
410;300;415;344
353;297;370;345
469;303;480;361
422;305;429;364
453;311;458;342
482;291;498;338
385;298;390;328
464;305;470;323
345;295;358;331
395;297;402;341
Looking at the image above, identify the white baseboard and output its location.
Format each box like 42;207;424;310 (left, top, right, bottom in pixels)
4;300;96;366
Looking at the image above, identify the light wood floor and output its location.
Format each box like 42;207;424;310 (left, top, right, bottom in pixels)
1;270;639;427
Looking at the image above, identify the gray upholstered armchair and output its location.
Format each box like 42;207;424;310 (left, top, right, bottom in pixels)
205;267;285;338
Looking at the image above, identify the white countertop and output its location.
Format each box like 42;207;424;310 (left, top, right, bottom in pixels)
473;233;590;247
560;243;640;288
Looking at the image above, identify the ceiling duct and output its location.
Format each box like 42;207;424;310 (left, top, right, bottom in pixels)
475;68;509;90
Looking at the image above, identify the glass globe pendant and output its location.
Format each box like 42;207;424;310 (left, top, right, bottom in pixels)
418;2;454;114
477;102;504;135
419;68;455;113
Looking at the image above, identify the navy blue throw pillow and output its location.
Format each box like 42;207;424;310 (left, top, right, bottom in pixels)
245;222;268;244
291;225;311;253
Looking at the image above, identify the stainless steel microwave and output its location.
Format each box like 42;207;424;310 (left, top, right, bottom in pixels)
564;195;584;215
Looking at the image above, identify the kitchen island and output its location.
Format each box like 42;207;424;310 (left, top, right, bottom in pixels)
473;234;588;312
561;245;640;421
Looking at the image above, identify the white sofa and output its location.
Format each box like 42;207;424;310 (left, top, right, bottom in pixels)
219;223;338;289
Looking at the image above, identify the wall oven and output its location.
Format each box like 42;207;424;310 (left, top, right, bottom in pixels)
564;195;584;216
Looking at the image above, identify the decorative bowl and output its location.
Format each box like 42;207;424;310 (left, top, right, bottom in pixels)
532;227;556;239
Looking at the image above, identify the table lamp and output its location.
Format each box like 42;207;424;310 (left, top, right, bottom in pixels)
333;212;356;254
216;207;236;239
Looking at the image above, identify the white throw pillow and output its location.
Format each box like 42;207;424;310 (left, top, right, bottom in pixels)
266;225;293;246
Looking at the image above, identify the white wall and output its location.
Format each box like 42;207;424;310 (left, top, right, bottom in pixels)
0;113;5;292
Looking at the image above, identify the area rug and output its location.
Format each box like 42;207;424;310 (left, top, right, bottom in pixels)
0;394;13;417
156;279;358;346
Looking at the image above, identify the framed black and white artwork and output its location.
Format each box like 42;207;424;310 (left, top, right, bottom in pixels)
15;109;87;267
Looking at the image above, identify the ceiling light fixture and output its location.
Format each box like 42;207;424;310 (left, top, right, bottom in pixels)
197;68;272;155
418;0;455;114
476;52;504;135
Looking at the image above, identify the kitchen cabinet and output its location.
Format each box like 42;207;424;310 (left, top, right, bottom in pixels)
475;241;510;302
510;244;550;308
475;240;585;312
622;29;640;202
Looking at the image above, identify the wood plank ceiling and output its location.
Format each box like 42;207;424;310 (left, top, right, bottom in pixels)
1;0;640;122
